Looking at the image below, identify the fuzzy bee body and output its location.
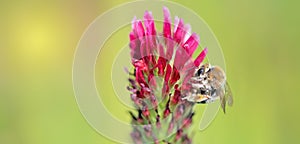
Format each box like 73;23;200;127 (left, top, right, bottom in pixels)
182;63;233;113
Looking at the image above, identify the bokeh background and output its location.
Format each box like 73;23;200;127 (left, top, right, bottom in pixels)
1;0;300;144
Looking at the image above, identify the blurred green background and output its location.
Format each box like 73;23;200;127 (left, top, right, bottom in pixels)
1;0;300;144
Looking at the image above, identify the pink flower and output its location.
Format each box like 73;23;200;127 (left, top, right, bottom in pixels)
128;7;207;144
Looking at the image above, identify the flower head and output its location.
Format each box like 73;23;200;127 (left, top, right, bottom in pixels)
127;7;207;144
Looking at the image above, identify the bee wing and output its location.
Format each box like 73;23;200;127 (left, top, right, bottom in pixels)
225;81;233;106
218;81;233;113
218;89;226;113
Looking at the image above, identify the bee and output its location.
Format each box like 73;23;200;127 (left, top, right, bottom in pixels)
182;63;233;113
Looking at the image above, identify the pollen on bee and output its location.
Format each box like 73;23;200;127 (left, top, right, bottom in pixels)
196;94;208;101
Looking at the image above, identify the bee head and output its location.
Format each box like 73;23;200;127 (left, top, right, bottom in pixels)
196;63;210;76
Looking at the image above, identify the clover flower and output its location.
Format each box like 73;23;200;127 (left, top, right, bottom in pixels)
127;7;208;144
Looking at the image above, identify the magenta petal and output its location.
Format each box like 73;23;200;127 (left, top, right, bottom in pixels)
144;11;156;36
134;59;147;70
173;16;179;33
163;7;174;61
157;44;166;72
148;72;157;89
171;86;181;104
163;7;171;38
179;24;189;45
162;64;172;96
164;64;172;82
194;48;208;67
136;69;146;87
135;20;145;41
139;40;147;58
157;57;167;76
183;24;191;42
144;11;157;52
183;33;199;56
158;44;165;58
129;31;136;50
170;67;180;86
129;31;142;61
173;45;191;71
173;18;185;44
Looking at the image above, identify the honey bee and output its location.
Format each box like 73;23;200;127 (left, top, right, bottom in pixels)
182;63;233;113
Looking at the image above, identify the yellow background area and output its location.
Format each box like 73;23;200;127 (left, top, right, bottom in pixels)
1;0;300;143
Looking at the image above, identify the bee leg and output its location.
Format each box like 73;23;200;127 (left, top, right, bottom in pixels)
197;100;208;104
194;94;210;104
